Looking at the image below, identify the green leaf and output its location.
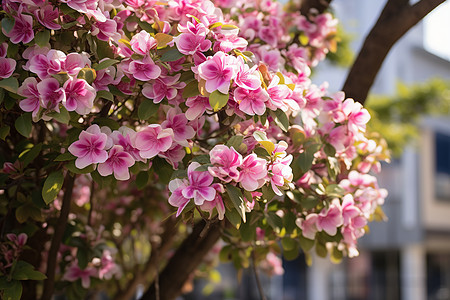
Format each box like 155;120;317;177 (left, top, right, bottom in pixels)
182;80;200;99
191;155;210;164
266;211;283;234
34;30;50;47
239;221;256;242
96;90;114;102
108;85;127;98
299;235;315;252
226;185;246;223
226;135;244;149
209;90;229;112
273;109;289;132
315;242;328;258
65;160;95;174
42;170;64;205
12;261;47;280
136;171;149;190
94;59;120;71
252;131;268;142
21;143;42;168
281;237;297;251
160;48;184;62
15;203;44;223
297;143;321;173
3;280;22;300
62;20;78;29
77;68;97;84
138;99;158;120
0;125;10;140
54;152;76;162
1;18;14;34
225;207;242;229
152;157;174;184
47;106;70;124
15;113;32;138
0;77;19;93
93;117;120;130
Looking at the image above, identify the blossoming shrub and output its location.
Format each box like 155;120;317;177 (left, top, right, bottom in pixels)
0;0;389;299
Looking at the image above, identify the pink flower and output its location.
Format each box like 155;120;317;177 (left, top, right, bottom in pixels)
64;53;87;76
18;77;40;118
142;74;185;103
235;60;261;91
185;96;211;120
0;57;16;78
183;162;216;205
268;155;293;196
68;124;109;169
110;127;143;162
134;124;173;159
317;199;344;236
130;30;157;55
199;183;225;220
197;51;238;94
63;78;96;115
98;250;121;280
63;263;98;289
174;32;211;55
174;20;211;55
0;43;7;58
129;56;161;81
238;154;267;191
161;108;195;146
3;13;34;44
342;98;371;133
98;145;135;180
234;87;268;116
159;143;186;169
208;145;242;183
92;18;118;41
61;0;106;22
168;178;190;217
28;50;66;79
296;213;319;240
37;78;65;112
35;4;61;30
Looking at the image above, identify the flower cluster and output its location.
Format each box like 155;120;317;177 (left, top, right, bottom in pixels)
0;0;389;295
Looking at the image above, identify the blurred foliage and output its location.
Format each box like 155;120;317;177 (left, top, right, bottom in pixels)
326;24;354;67
366;79;450;157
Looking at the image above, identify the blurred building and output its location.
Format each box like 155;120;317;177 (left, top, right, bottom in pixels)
285;1;450;300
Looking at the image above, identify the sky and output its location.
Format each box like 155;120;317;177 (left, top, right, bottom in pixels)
419;1;450;61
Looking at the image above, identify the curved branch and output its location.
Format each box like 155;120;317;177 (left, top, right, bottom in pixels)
300;0;333;16
140;220;224;300
40;173;76;300
342;0;447;104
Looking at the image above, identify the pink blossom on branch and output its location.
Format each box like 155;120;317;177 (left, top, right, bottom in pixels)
208;145;242;183
3;13;34;44
0;57;16;79
68;125;109;169
134;124;174;159
197;51;238;94
183;162;216;205
98;145;135;180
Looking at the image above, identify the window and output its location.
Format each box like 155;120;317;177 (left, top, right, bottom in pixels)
435;132;450;201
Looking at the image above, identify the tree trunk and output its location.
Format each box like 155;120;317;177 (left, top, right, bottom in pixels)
140;220;223;300
342;0;447;104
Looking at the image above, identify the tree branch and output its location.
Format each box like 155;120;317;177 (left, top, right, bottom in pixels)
342;0;447;104
300;0;333;16
40;173;76;300
112;217;178;300
140;220;224;300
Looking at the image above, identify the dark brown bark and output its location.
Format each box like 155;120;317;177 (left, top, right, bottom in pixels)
112;217;178;300
342;0;447;104
300;0;333;16
140;220;223;300
40;174;76;300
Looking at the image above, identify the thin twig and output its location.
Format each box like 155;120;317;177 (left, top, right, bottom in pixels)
40;173;76;300
252;251;267;300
